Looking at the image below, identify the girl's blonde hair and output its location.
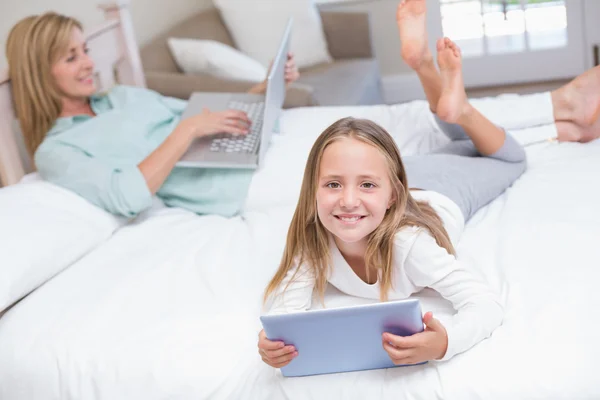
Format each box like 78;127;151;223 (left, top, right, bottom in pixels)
6;12;83;157
264;117;455;303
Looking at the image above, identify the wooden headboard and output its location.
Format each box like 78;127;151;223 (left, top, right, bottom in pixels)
0;0;146;187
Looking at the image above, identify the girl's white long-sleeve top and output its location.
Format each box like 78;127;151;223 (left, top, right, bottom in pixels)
266;190;504;361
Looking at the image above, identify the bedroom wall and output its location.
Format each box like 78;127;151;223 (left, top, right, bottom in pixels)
0;0;213;70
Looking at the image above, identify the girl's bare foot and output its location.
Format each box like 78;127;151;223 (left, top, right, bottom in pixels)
396;0;432;70
552;65;600;127
435;38;472;124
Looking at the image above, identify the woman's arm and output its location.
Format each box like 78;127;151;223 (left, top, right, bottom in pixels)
138;108;251;194
247;53;300;95
248;80;267;95
137;123;193;194
35;142;153;218
145;51;301;191
35;109;251;217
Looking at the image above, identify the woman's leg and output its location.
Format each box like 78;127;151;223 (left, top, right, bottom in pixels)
402;37;526;222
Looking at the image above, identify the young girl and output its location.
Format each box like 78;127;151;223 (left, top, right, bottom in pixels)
257;38;524;367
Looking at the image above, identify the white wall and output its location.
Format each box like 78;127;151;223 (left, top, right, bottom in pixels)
0;0;213;70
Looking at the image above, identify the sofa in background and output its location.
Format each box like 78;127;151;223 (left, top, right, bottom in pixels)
140;8;383;108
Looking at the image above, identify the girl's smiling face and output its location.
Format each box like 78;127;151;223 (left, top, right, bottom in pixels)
316;137;395;249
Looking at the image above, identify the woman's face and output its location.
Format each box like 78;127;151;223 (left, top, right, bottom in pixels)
51;27;96;100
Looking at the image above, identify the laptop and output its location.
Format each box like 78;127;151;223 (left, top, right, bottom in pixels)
260;299;426;377
176;18;292;169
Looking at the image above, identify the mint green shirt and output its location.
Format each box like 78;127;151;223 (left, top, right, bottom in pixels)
35;86;253;218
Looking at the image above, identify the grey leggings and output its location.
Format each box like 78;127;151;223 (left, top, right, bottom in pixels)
403;116;527;222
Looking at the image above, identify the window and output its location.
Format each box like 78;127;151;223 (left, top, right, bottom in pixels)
440;0;568;57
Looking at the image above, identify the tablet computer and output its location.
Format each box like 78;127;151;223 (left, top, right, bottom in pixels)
260;298;425;377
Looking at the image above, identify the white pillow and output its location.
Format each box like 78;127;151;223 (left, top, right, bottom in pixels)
0;177;125;314
167;38;268;82
213;0;332;70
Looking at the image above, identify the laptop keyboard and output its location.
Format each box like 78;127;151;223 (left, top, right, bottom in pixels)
209;101;265;154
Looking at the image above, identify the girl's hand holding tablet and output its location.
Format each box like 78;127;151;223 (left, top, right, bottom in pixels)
382;312;448;365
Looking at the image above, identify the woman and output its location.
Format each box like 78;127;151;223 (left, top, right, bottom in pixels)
6;12;300;217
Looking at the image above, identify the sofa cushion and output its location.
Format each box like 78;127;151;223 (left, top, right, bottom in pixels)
298;59;383;106
167;38;267;82
141;8;236;74
213;0;332;69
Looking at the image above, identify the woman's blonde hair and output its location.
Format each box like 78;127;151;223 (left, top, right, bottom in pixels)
6;12;83;156
264;117;456;303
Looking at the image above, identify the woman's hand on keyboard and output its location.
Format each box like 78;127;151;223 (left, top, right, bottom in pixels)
181;108;251;139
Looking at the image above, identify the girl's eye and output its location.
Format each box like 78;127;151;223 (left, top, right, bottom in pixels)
361;182;376;189
326;182;341;189
84;48;90;54
66;56;75;62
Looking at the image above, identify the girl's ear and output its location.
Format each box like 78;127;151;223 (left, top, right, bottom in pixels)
387;194;396;210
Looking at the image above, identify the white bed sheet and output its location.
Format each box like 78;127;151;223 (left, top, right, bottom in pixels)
0;95;599;400
0;177;127;314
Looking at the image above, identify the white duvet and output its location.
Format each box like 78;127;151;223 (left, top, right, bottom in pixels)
0;94;599;400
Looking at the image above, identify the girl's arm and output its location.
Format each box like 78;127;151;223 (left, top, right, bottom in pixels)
259;261;315;368
265;262;315;315
404;231;504;361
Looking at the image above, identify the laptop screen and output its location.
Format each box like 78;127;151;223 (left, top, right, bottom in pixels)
259;17;293;164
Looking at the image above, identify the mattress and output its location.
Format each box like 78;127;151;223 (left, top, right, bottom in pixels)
0;94;598;400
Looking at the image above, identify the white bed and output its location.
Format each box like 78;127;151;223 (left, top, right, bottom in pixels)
1;97;599;399
1;3;599;400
